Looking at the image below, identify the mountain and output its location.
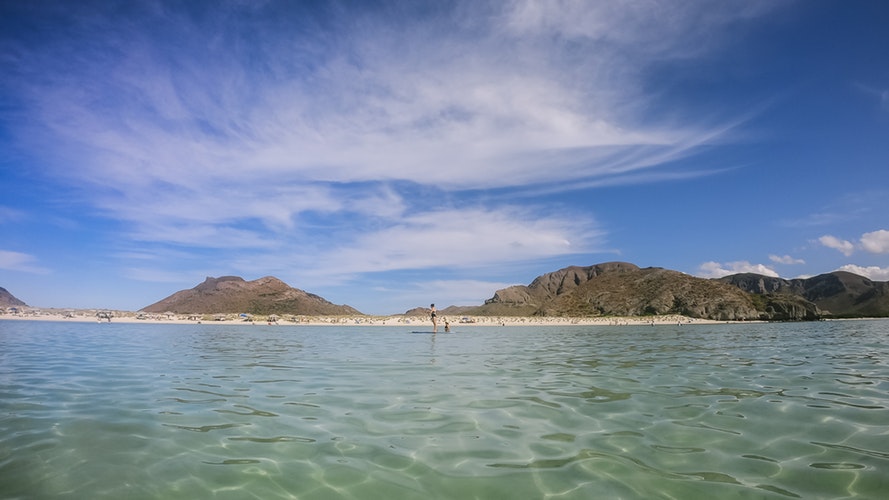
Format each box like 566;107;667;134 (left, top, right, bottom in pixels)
470;262;823;321
0;287;27;308
718;271;889;318
141;276;362;315
403;305;476;316
403;306;430;316
475;262;642;316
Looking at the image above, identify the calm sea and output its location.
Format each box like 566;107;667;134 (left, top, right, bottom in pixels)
1;319;887;499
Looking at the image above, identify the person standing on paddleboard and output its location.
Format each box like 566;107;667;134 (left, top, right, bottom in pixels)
430;303;437;333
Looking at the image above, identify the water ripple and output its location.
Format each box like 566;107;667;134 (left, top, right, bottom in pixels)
2;320;888;499
228;435;315;443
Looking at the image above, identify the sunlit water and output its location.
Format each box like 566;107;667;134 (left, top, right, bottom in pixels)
1;320;887;499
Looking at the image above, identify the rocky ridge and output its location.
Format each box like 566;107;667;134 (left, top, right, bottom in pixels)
469;261;884;321
718;271;889;318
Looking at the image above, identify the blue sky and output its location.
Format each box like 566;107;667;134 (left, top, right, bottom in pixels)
1;0;887;314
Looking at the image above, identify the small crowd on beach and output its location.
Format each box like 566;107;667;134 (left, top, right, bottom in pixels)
2;306;714;327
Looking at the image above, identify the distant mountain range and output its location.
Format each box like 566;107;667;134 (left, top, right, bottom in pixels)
466;262;888;320
140;276;362;316
4;263;888;320
717;271;889;319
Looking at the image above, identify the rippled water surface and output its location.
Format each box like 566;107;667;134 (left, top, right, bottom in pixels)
1;320;888;499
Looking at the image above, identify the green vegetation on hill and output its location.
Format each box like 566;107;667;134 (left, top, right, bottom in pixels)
467;262;885;321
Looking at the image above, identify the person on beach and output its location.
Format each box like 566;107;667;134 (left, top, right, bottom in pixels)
444;320;450;332
430;303;437;333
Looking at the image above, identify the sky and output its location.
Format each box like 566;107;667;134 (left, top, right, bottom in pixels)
1;0;888;315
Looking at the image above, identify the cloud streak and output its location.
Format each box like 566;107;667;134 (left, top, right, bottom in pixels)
6;2;768;193
304;206;602;278
0;0;789;310
0;250;50;275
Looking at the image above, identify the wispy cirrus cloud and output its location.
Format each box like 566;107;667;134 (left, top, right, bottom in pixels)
7;2;772;186
781;191;887;228
1;0;784;285
0;250;50;275
304;206;602;278
0;206;27;223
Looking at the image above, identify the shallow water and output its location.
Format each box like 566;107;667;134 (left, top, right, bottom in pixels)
1;319;887;499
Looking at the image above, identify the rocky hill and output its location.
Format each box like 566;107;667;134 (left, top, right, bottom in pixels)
718;271;889;318
403;305;476;317
477;262;641;316
141;276;362;315
468;262;824;321
403;306;431;317
0;286;27;308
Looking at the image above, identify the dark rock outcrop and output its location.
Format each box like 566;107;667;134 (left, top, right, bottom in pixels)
141;276;361;315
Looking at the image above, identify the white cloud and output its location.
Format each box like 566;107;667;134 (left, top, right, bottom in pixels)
860;229;889;254
0;250;50;274
0;1;788;299
818;235;855;256
501;1;777;46
304;206;602;277
3;2;781;235
769;254;805;265
817;230;889;257
697;261;779;279
837;264;889;281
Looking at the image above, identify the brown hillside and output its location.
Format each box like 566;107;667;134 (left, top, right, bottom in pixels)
475;262;641;316
542;267;762;320
141;276;361;315
1;286;27;308
720;271;889;318
474;263;821;321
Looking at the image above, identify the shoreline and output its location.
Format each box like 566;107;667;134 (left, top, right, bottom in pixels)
4;309;885;327
0;309;725;326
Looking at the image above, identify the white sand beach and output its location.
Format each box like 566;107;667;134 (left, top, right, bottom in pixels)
2;308;725;326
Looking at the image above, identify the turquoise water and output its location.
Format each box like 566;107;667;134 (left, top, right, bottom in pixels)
1;320;887;499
